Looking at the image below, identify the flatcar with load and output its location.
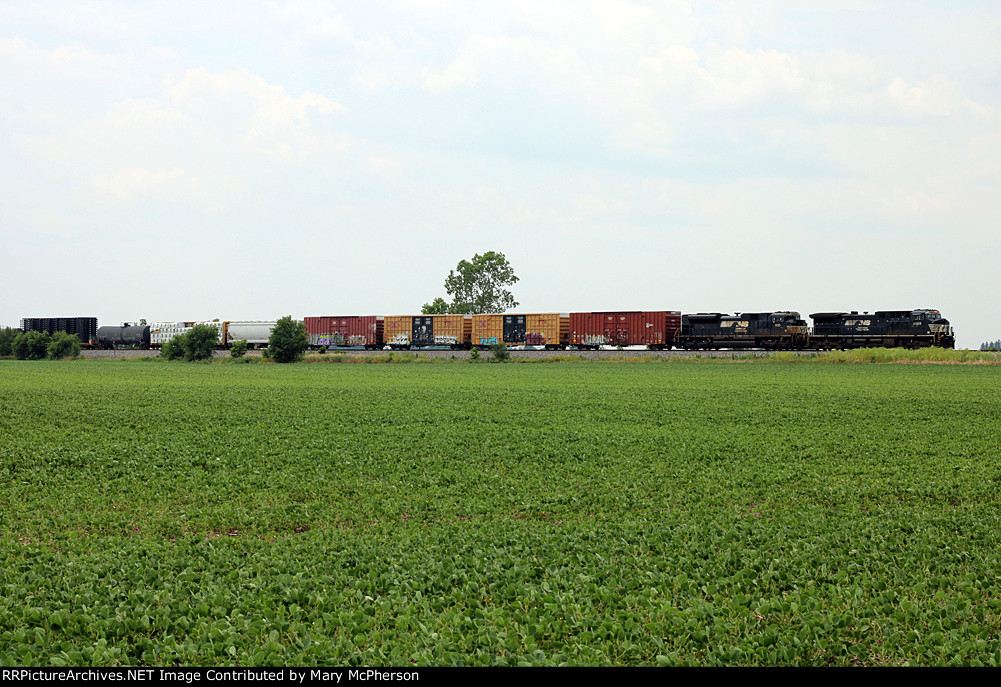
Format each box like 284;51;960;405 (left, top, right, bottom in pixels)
20;317;98;346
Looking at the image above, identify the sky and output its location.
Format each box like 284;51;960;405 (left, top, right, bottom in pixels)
2;1;999;348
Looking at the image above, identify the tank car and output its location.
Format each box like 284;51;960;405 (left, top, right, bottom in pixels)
97;324;151;349
679;312;809;349
809;309;954;349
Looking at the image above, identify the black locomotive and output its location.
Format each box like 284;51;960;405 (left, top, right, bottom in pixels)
680;312;810;350
809;309;954;349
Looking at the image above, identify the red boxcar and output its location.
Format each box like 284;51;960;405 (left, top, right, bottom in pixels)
304;316;384;349
569;311;681;349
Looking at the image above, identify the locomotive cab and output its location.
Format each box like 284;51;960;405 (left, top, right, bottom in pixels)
912;309;954;348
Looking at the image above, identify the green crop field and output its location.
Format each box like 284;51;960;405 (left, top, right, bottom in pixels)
1;360;999;666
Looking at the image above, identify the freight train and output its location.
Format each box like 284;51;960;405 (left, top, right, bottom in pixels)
17;308;955;351
303;309;954;350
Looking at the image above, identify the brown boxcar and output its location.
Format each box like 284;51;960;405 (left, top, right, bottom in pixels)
570;311;682;349
384;315;472;349
383;316;412;348
304;316;384;348
431;314;472;348
498;313;569;348
471;314;504;347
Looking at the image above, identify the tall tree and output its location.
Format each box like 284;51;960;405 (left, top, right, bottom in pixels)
423;251;520;314
267;316;309;363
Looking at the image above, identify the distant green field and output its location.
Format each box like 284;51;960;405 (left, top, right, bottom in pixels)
1;360;999;666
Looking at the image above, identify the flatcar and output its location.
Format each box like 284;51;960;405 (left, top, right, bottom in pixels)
20;317;98;346
809;309;954;349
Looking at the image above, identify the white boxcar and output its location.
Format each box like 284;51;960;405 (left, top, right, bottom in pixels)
226;321;276;347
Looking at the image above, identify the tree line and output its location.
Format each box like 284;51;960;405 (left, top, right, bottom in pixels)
0;328;82;360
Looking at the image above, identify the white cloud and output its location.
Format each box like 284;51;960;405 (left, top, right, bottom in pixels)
91;166;190;202
162;68;345;159
0;36;125;81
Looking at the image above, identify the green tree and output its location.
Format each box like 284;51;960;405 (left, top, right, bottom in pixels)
161;334;187;361
0;327;18;356
490;341;510;362
183;324;219;361
423;251;520;314
267;316;308;363
420;297;450;315
230;339;248;358
13;331;50;360
47;332;81;359
160;325;217;361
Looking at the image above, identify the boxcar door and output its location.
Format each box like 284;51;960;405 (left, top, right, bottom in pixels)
504;315;526;345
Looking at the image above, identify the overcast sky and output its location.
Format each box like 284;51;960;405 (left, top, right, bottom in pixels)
2;1;998;348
